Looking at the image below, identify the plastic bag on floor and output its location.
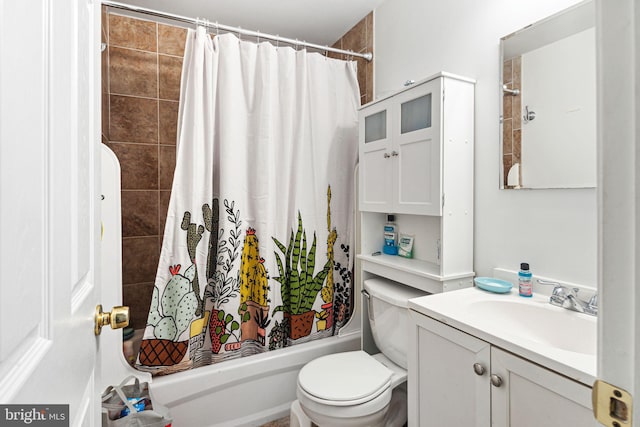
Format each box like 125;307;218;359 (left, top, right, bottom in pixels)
101;375;172;427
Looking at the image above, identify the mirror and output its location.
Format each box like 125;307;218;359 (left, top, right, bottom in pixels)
500;1;595;189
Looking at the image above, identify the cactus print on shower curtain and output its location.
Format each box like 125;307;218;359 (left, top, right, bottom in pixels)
137;210;204;368
137;190;354;373
238;228;270;344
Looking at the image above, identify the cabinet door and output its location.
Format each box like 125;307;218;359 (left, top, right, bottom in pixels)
359;100;393;212
409;314;491;427
491;347;599;427
393;78;443;215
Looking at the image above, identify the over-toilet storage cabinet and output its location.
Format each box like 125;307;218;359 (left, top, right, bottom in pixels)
357;72;475;299
408;313;598;426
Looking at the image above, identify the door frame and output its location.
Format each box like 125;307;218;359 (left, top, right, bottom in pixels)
597;0;640;423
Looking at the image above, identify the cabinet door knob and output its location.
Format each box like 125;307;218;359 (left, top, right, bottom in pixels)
473;363;485;376
391;150;399;156
384;152;391;158
490;374;503;387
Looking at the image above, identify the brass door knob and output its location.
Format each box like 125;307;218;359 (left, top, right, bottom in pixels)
95;304;130;335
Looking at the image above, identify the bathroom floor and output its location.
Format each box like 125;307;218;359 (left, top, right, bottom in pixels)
260;417;289;427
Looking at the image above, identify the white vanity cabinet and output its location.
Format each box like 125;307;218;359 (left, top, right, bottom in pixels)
359;73;474;216
409;313;598;427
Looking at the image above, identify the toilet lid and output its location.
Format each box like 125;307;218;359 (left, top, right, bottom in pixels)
298;351;392;402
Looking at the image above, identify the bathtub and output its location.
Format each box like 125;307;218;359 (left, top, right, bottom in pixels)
100;145;362;426
150;331;359;426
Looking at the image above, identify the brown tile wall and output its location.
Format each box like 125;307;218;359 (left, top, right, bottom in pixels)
331;12;374;105
102;9;187;329
101;9;374;329
502;56;522;188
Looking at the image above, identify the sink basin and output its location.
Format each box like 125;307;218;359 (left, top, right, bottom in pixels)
467;299;596;355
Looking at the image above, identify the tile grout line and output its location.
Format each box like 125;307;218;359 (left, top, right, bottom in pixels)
109;92;180;103
104;140;166;146
109;43;184;59
122;234;163;240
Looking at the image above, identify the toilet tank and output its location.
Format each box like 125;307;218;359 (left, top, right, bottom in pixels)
364;278;428;369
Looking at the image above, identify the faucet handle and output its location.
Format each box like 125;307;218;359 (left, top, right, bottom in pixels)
537;279;560;287
537;279;562;294
571;287;596;306
581;293;599;316
549;284;568;305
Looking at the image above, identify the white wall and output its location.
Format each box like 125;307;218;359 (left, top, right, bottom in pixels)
374;0;597;287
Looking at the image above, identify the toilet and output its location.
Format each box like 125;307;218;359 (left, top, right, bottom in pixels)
290;277;427;427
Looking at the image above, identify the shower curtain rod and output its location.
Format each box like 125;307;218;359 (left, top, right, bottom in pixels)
102;0;373;62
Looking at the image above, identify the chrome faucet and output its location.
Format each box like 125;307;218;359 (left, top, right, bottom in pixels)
538;279;598;316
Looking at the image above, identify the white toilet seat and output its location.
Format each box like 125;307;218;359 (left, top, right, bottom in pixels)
296;350;395;420
297;381;392;419
298;351;393;403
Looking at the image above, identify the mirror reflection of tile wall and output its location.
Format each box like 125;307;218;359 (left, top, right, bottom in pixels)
502;57;521;188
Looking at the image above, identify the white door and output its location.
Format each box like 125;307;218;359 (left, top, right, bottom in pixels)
597;1;639;426
0;1;103;425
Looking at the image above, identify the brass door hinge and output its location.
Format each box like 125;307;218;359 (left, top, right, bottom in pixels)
593;379;632;426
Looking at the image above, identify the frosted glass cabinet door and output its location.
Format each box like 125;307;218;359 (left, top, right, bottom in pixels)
364;109;387;143
394;78;442;215
401;93;432;133
359;99;393;212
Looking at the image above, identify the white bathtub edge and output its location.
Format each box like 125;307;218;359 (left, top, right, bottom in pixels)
150;332;360;426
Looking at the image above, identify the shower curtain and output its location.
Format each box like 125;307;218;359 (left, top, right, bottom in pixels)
136;27;360;375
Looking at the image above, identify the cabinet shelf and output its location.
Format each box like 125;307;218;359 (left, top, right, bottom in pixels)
358;253;474;294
